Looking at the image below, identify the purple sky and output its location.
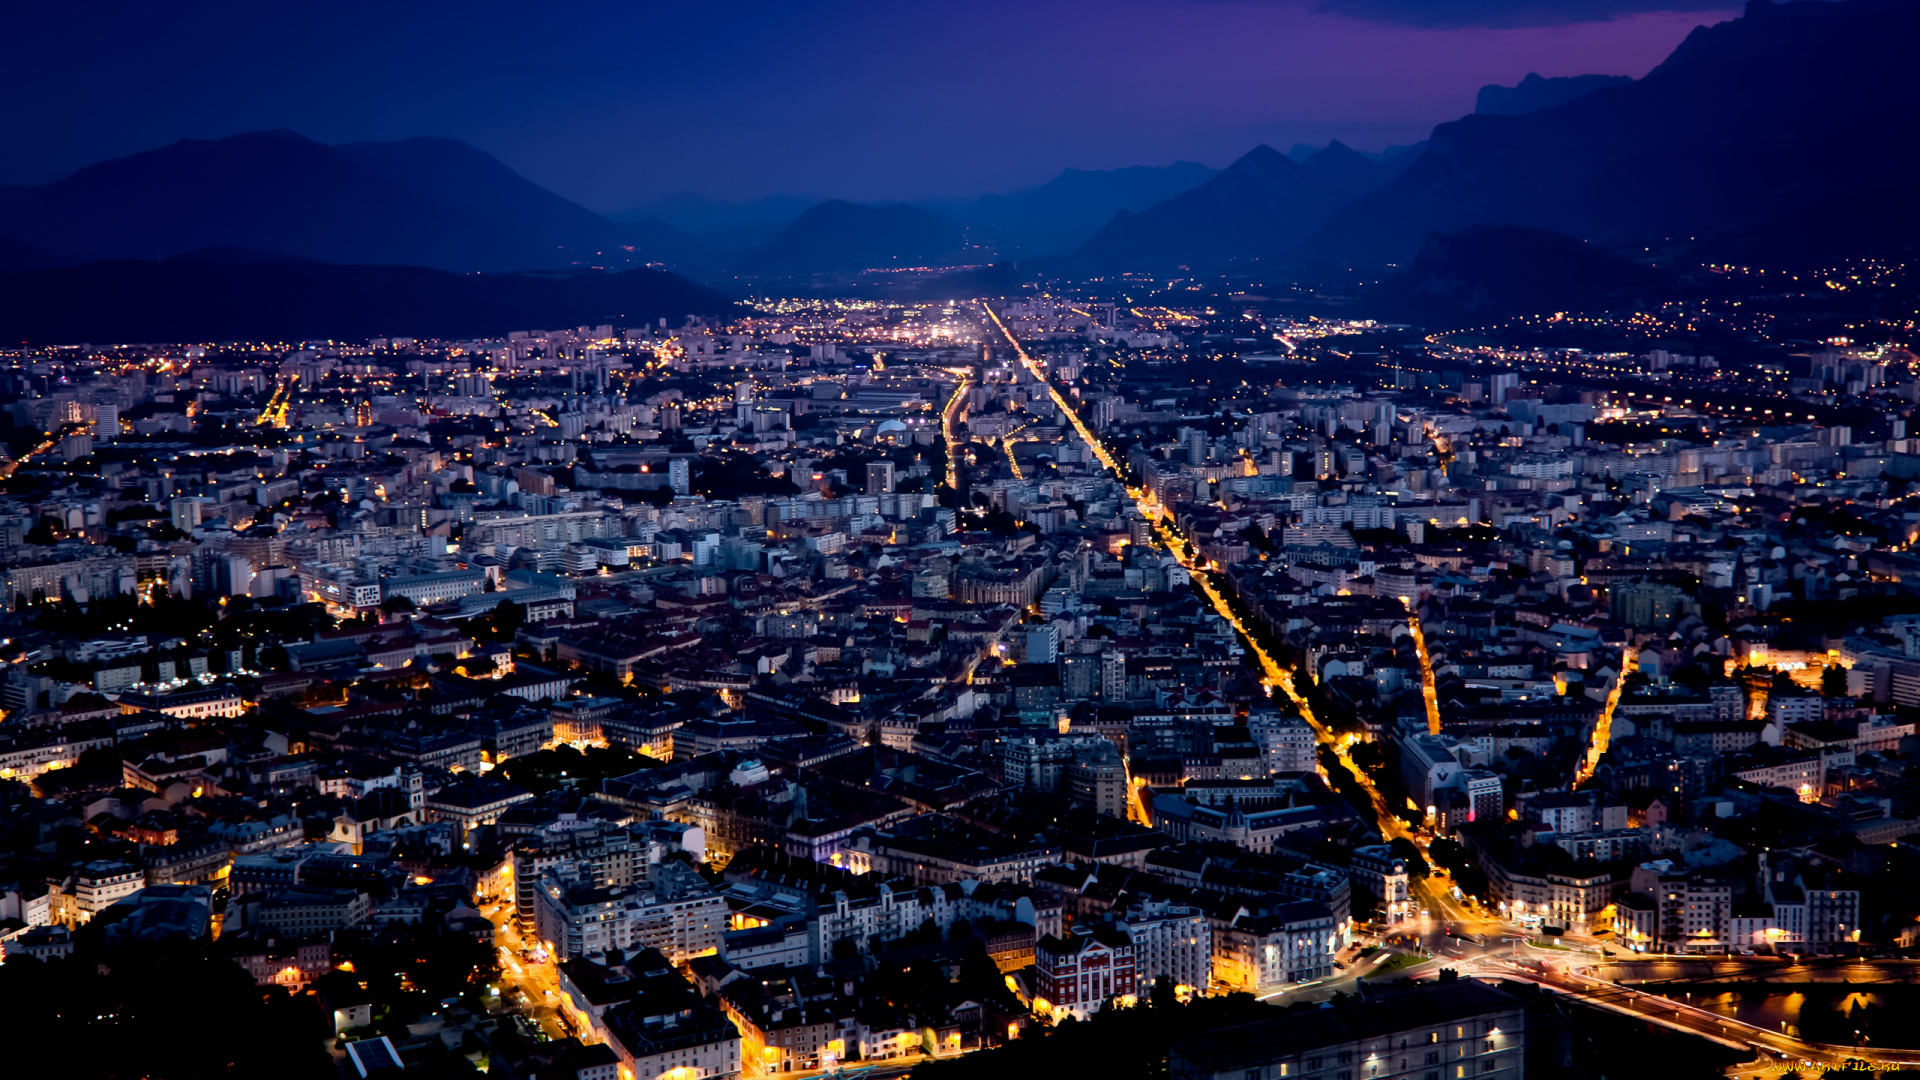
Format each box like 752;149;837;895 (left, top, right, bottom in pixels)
2;1;1740;210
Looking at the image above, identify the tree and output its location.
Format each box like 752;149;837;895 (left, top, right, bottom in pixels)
1149;974;1177;1009
1389;836;1428;877
380;595;417;615
491;599;527;639
1822;664;1848;698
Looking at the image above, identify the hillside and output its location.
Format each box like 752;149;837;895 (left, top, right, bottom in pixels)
1374;225;1664;326
1474;73;1632;116
1308;0;1920;266
1075;145;1339;269
960;161;1218;256
0;131;692;273
736;201;972;277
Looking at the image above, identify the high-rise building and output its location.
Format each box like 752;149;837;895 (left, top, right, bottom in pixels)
170;497;203;533
1025;625;1058;664
1065;743;1126;819
1117;900;1211;994
865;460;894;495
1101;651;1127;701
668;458;692;496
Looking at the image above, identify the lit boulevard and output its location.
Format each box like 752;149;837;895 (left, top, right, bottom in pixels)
981;299;1435;874
1575;646;1637;788
1404;607;1442;735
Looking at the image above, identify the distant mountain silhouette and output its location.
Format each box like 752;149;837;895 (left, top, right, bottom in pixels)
0;156;52;187
1287;142;1426;165
1310;0;1920;266
166;246;327;265
0;131;693;273
1296;141;1418;204
1692;177;1920;272
0;260;736;345
883;262;1025;302
1376;225;1663;326
1475;73;1632;116
336;136;695;265
0;234;56;273
958;161;1219;255
615;192;823;238
1075;145;1341;269
736;200;970;276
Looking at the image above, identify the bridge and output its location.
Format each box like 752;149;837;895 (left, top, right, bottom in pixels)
1598;956;1920;986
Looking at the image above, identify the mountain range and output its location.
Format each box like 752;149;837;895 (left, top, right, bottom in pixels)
947;161;1220;257
621;162;1221;260
0;130;693;273
1474;73;1632;116
733;201;973;277
1072;141;1420;270
1308;0;1920;266
1375;225;1665;324
0;0;1913;337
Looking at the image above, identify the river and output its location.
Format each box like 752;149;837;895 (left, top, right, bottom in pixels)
1657;988;1916;1048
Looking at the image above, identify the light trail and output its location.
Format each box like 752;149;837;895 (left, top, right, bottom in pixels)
940;376;969;491
1575;646;1636;787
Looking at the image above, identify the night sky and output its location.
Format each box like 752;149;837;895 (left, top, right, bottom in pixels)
4;1;1737;211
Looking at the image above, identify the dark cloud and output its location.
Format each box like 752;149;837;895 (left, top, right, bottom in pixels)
1315;0;1735;29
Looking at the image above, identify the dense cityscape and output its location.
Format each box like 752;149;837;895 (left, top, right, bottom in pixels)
8;1;1920;1079
0;275;1915;1079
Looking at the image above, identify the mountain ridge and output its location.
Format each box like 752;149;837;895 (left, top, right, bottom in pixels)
1474;73;1632;116
1306;0;1920;266
735;200;973;277
0;131;693;273
1375;225;1663;326
1074;145;1341;269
